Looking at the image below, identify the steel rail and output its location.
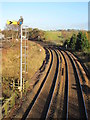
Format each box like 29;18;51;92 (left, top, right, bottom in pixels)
21;48;53;120
65;50;88;120
26;49;59;119
44;49;60;119
59;49;68;120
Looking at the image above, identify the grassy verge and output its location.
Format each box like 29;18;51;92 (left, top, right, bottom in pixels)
73;51;90;73
2;40;45;99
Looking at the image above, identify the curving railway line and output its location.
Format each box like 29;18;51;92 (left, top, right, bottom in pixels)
11;46;89;120
61;50;88;120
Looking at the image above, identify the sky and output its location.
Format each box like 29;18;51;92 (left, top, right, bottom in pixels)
0;2;88;30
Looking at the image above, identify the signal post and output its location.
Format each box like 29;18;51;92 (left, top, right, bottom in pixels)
7;16;23;98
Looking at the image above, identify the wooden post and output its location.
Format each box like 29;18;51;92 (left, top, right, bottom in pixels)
5;103;8;116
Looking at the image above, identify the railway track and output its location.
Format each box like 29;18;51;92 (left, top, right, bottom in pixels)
12;46;89;120
61;49;88;120
46;50;68;119
21;49;69;119
66;51;90;119
26;49;59;119
13;48;53;119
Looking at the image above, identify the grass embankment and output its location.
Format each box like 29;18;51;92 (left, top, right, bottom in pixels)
2;40;45;99
73;51;90;73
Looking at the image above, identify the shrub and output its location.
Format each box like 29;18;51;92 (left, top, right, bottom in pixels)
63;38;70;48
76;32;89;51
69;34;77;50
63;31;90;52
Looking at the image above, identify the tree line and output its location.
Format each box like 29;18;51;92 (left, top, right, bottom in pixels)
2;25;45;41
28;28;45;40
63;31;90;51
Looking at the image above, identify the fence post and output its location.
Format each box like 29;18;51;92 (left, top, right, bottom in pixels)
4;102;8;116
10;94;15;108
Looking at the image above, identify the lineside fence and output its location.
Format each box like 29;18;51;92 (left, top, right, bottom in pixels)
1;77;31;118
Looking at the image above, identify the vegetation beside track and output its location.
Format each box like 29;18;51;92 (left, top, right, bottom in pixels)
63;31;90;72
2;29;90;99
2;40;45;99
73;51;90;73
44;30;90;72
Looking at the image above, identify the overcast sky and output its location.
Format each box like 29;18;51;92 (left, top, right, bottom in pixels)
0;2;88;30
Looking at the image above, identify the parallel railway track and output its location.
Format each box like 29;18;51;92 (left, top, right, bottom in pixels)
12;47;89;120
66;51;90;119
61;49;88;120
21;49;53;120
26;49;59;119
46;50;68;119
14;48;53;119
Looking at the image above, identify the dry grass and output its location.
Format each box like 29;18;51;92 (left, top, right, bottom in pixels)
74;51;90;73
2;40;45;98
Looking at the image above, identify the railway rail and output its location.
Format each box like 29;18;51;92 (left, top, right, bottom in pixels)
61;49;88;120
26;49;59;119
13;48;53;119
10;46;89;120
46;49;68;119
66;51;90;119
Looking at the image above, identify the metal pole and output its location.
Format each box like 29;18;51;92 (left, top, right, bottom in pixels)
0;38;2;119
20;24;22;97
25;28;26;80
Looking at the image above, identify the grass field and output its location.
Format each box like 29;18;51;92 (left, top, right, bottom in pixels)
2;40;45;99
45;31;62;41
44;30;79;45
45;31;63;45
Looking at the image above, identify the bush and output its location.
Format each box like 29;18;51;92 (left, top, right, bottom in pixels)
63;38;70;48
29;28;45;40
69;34;77;50
76;32;89;51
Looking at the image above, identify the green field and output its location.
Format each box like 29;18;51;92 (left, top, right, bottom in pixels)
44;30;79;45
45;31;62;41
45;31;63;45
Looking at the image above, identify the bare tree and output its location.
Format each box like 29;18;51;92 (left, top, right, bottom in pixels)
5;24;20;40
